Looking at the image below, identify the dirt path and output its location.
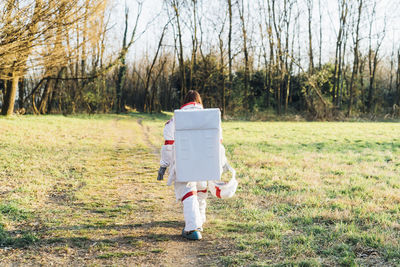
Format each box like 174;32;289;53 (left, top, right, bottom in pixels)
136;118;217;267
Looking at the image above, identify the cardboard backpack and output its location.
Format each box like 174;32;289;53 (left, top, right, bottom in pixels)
174;108;238;199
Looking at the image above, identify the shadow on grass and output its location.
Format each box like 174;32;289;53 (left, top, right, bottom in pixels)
228;140;400;154
1;220;185;249
126;111;172;122
40;232;183;247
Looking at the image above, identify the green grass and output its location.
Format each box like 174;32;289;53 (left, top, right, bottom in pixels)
0;114;399;266
211;121;400;266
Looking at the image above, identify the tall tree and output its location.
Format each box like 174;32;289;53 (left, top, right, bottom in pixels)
283;0;295;112
171;0;186;104
306;0;314;74
348;0;363;116
396;49;400;106
1;0;42;115
237;0;249;110
227;0;233;112
189;0;198;92
366;2;385;113
216;5;227;115
332;0;348;106
258;0;271;108
116;2;142;113
318;0;322;69
143;25;168;112
270;0;283;114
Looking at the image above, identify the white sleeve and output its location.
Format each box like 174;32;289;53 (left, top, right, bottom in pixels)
163;118;175;140
160;145;173;167
220;143;228;168
160;118;175;167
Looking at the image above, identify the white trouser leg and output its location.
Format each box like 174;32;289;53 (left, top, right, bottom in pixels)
175;182;203;232
197;182;208;224
182;195;202;231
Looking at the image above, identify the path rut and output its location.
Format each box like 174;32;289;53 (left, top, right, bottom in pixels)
135;118;216;267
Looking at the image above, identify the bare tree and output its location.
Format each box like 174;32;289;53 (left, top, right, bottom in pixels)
396;48;400;106
318;0;322;69
306;0;314;74
359;53;366;113
283;0;295;112
237;0;249;110
332;0;348;107
348;0;363;116
227;0;233;112
116;1;142;113
216;6;227;115
366;2;386;113
143;24;168;112
258;0;272;108
270;0;282;114
189;0;198;92
270;0;295;114
170;0;186;104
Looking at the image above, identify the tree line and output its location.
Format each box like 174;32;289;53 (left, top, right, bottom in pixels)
1;0;399;119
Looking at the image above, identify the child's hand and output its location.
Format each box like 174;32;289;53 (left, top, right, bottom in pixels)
157;167;167;180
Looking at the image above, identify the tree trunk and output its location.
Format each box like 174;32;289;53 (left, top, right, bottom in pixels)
189;0;198;92
397;50;400;105
1;74;19;116
227;0;233;111
270;0;283;115
237;0;249;110
267;16;274;109
116;8;129;114
38;79;53;114
172;0;186;104
318;0;322;69
283;0;294;113
332;0;347;106
307;0;314;74
18;78;25;111
367;49;374;113
218;27;226;116
359;57;365;113
338;26;348;108
389;47;394;99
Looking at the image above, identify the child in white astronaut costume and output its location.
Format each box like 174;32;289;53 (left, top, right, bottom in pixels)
157;90;225;240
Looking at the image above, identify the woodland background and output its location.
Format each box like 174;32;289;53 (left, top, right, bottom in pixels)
1;0;399;119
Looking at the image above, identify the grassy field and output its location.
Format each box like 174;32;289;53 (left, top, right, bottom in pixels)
0;114;399;266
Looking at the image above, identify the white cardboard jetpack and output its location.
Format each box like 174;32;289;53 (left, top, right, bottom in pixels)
174;108;222;182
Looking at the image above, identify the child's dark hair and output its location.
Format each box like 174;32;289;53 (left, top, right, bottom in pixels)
184;90;203;106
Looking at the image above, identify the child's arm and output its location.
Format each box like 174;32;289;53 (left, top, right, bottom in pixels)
158;118;175;180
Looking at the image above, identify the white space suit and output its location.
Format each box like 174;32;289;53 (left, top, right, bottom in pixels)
160;101;223;232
